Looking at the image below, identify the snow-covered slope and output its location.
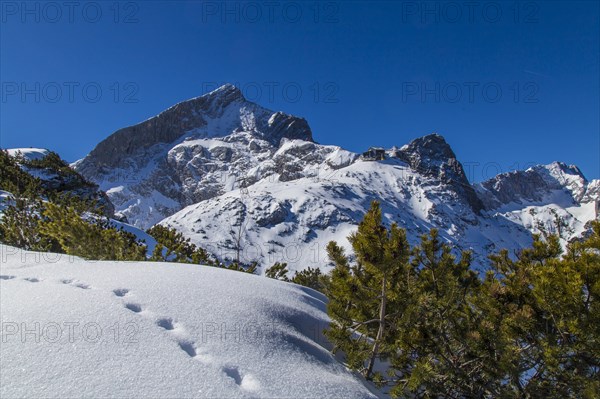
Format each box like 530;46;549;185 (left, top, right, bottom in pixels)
161;142;593;272
6;148;50;161
74;84;599;272
0;245;376;398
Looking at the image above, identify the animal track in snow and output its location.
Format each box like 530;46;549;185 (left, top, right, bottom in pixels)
156;318;175;331
155;318;203;360
73;282;90;289
113;288;130;297
221;366;260;391
60;279;90;289
114;292;203;363
0;275;16;280
124;303;143;313
23;277;41;283
222;366;242;385
178;340;198;357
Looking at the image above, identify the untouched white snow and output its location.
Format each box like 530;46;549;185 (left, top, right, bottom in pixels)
0;245;376;399
5;148;49;161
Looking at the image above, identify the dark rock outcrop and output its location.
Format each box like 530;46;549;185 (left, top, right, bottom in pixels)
264;112;313;146
394;134;484;213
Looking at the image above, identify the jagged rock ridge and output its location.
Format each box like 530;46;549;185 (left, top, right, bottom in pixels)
73;84;599;271
74;84;315;226
82;84;312;170
392;134;484;213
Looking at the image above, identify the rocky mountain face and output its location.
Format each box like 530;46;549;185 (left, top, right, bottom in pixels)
474;162;598;248
476;162;588;209
81;84;312;170
74;84;599;272
393;134;484;213
74;84;314;226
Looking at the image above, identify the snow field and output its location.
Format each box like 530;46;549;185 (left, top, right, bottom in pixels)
0;245;376;398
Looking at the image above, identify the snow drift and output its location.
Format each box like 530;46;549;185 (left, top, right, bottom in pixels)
0;245;376;398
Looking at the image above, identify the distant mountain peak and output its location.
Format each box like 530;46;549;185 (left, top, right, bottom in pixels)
543;161;586;181
200;83;245;106
394;133;484;213
207;83;242;95
477;160;591;209
77;84;312;171
399;133;457;166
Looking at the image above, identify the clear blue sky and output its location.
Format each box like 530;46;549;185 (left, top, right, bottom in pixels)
1;1;598;181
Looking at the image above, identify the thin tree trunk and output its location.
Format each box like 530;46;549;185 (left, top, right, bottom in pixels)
365;275;387;379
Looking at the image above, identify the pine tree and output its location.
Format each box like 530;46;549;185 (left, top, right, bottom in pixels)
324;241;363;357
265;262;290;281
150;242;166;261
147;224;212;265
0;195;58;251
39;202;146;261
0;149;38;196
326;200;411;380
225;260;258;274
291;267;325;291
324;202;599;396
479;226;600;398
390;229;485;397
0;160;59;251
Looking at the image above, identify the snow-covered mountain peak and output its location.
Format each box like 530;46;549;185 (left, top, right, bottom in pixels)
73;87;315;227
71;91;598;270
537;161;586;184
159;83;245;117
582;179;600;203
205;82;244;99
76;83;312;171
477;160;591;210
